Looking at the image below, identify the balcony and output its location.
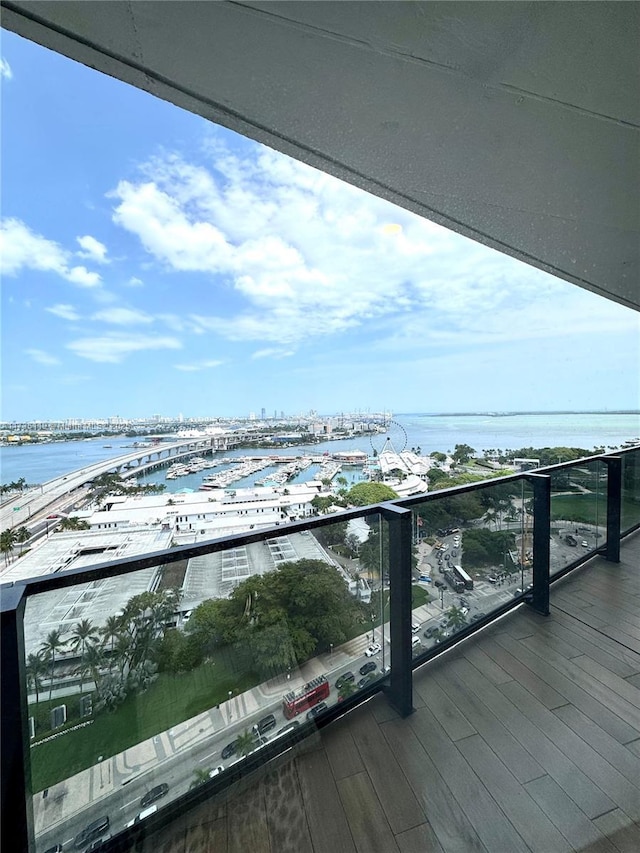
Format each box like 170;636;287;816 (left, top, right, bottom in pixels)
2;447;639;852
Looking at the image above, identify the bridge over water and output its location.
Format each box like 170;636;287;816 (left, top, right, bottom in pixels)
0;434;245;531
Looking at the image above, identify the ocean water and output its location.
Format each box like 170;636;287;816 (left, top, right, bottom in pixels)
1;412;638;491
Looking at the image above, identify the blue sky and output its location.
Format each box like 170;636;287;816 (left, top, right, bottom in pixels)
1;31;638;422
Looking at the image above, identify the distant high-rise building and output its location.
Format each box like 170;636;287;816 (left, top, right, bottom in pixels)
281;410;285;419
261;407;266;420
274;409;277;419
249;412;256;421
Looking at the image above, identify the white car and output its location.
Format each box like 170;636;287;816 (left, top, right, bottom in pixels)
365;642;381;657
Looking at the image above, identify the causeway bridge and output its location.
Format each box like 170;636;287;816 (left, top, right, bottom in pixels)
0;434;245;532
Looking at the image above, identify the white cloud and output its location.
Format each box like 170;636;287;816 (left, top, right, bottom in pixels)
77;234;108;263
24;348;60;366
0;58;12;80
174;358;224;372
110;139;636;354
66;333;181;363
251;348;295;360
127;276;144;287
66;265;102;287
46;304;81;321
0;218;101;287
91;307;153;325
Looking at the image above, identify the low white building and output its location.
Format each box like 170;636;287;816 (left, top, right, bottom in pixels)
86;481;324;538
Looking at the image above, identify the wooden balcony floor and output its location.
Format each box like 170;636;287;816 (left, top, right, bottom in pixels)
146;532;640;853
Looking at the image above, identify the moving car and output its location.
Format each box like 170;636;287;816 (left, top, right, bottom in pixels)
364;642;381;656
306;702;328;721
221;740;238;760
335;671;355;689
140;783;169;808
359;661;377;676
73;816;110;849
256;713;276;735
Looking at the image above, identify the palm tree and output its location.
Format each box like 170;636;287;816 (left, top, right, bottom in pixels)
338;681;357;702
59;517;90;531
190;768;212;789
100;615;123;670
70;619;100;696
445;606;468;633
15;526;30;555
235;729;259;757
25;652;47;705
0;528;17;565
41;629;67;701
83;643;104;690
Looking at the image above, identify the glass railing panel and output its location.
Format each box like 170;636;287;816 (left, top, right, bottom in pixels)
409;476;527;649
549;459;608;576
621;448;640;534
23;513;386;851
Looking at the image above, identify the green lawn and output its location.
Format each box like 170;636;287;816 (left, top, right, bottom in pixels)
550;493;606;526
30;650;258;792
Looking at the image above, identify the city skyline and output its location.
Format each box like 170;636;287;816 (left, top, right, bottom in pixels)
1;32;639;422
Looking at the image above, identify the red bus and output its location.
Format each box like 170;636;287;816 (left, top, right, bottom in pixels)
282;675;330;719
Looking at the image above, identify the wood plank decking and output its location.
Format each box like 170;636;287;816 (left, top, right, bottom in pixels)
146;532;640;853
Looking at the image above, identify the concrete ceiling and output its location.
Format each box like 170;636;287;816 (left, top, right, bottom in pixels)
2;1;639;310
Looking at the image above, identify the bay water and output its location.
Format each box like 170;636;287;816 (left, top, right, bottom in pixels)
1;412;638;492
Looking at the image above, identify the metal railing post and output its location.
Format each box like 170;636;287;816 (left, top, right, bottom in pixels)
1;583;33;853
604;456;622;562
380;503;414;718
526;475;550;616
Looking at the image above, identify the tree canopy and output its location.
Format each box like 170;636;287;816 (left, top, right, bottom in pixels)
346;482;399;506
187;559;365;677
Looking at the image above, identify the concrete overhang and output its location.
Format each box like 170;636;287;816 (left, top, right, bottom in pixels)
2;1;638;309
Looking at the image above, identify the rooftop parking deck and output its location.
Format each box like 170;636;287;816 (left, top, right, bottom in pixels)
142;530;640;853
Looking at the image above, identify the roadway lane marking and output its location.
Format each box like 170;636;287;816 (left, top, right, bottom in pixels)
120;797;140;809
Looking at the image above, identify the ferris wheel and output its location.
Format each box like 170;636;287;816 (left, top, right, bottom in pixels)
369;419;408;456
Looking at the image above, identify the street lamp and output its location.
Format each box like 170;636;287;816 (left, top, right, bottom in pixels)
329;643;333;659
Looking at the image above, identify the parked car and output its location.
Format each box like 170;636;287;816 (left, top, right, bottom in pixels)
581;540;589;548
359;661;377;676
73;816;110;849
335;671;355;689
44;846;63;853
306;702;328;721
364;642;381;657
256;713;276;735
424;626;438;638
434;579;444;587
208;766;224;778
140;783;169;808
357;674;376;689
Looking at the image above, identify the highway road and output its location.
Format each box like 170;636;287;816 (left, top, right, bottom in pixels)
0;440;212;535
